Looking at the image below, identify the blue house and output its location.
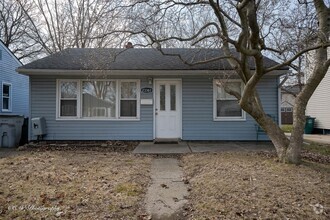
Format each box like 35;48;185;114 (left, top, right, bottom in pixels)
0;40;29;117
17;48;287;141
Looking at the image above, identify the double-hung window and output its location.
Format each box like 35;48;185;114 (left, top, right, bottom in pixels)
57;79;140;120
59;81;79;117
2;83;11;111
120;81;137;117
214;80;245;120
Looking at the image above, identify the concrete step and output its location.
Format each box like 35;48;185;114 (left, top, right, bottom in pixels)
153;138;180;144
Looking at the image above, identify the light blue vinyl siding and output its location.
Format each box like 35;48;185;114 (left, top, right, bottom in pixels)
30;75;278;141
0;43;29;116
30;76;153;140
182;76;278;140
182;77;278;140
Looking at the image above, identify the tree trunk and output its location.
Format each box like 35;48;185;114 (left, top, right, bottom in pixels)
257;117;290;162
284;98;307;164
241;95;291;162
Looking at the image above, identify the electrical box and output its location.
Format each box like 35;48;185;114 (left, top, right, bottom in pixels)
31;117;47;136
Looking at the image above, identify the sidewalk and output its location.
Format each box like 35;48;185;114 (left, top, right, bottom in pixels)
286;133;330;145
133;141;275;154
303;134;330;145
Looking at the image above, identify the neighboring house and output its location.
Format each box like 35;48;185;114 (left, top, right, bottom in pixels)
17;48;288;141
0;40;29;116
306;66;330;134
280;85;301;124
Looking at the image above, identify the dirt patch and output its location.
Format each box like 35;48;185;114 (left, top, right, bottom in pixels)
182;152;330;219
0;148;27;159
0;150;152;219
301;150;330;164
19;141;139;153
255;150;330;164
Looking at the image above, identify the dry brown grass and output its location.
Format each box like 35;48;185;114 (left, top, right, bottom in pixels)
0;151;152;219
182;152;330;220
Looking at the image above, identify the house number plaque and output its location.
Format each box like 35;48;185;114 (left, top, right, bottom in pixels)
141;87;153;93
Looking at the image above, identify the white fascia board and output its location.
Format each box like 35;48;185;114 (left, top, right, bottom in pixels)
16;68;289;76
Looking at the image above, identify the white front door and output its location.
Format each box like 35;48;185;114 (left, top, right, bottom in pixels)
155;80;182;139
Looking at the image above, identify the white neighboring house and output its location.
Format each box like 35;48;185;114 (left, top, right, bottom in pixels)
306;50;330;134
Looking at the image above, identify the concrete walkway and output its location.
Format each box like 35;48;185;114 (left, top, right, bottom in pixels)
303;134;330;145
133;142;191;154
188;141;274;152
145;158;188;219
285;133;330;145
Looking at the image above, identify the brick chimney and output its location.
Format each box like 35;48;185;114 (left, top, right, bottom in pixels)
125;42;134;49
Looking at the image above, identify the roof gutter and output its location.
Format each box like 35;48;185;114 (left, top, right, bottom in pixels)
16;68;289;76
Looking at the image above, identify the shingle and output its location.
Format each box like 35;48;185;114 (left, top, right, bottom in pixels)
18;48;287;70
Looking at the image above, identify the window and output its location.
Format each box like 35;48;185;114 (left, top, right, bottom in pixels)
2;83;11;111
160;84;165;111
214;80;245;120
170;84;176;111
286;107;293;112
120;81;137;117
82;81;116;118
281;107;293;112
59;81;78;117
57;79;140;120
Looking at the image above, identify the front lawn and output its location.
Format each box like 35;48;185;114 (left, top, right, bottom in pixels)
304;142;330;156
1;144;329;219
0;151;152;219
182;153;330;219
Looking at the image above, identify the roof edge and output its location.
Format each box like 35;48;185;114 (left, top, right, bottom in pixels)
0;40;22;66
16;68;288;76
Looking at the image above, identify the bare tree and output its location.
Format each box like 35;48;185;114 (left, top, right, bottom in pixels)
121;0;329;164
0;0;43;62
273;2;317;93
17;0;130;54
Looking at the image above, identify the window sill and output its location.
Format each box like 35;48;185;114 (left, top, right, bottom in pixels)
2;109;12;113
56;117;140;121
213;117;246;122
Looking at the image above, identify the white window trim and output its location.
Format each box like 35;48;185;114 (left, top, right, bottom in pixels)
56;79;80;119
56;79;140;121
213;79;246;121
2;82;12;112
118;79;141;119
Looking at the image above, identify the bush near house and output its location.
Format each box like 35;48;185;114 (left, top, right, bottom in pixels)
281;124;293;133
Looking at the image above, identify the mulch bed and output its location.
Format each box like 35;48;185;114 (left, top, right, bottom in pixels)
18;141;139;153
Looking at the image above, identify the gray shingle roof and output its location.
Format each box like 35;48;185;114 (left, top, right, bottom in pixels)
18;48;287;71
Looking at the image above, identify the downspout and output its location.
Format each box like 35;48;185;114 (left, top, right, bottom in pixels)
278;76;282;127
